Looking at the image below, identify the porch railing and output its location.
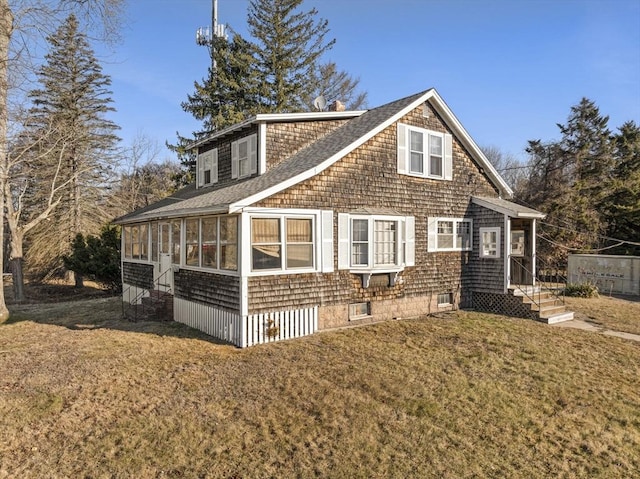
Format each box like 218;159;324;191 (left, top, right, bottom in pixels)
121;268;173;321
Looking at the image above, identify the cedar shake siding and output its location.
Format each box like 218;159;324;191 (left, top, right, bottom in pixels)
266;119;352;169
251;103;498;326
174;269;240;312
122;262;154;290
199;125;260;189
468;203;505;293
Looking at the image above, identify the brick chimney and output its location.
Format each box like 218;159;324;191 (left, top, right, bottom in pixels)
328;100;345;112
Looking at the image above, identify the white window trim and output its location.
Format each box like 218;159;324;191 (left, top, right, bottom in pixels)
173;216;240;275
427;217;473;252
246;209;331;276
231;134;257;179
397;123;453;180
337;214;414;273
480;227;501;258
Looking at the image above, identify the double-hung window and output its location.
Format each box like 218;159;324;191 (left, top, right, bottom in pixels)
123;224;149;261
197;148;218;187
251;216;315;272
480;227;501;258
397;123;452;180
231;134;257;179
428;218;472;252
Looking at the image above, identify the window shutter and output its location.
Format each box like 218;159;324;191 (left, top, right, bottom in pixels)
321;210;334;273
427;217;438;252
444;133;453;180
197;152;204;187
337;213;350;270
231;141;239;179
397;123;407;174
405;216;415;266
249;134;258;175
211;149;219;183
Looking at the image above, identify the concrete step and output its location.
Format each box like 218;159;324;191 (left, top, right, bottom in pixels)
538;311;575;324
538;304;569;319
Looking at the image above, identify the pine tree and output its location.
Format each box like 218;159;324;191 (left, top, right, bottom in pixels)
248;0;335;112
22;14;120;280
603;121;640;255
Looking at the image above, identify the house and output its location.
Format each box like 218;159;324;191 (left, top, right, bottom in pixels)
114;88;573;347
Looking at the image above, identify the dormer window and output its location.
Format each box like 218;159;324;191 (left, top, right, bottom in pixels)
197;148;218;188
232;134;257;179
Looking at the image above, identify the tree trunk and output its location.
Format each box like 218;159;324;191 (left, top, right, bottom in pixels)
75;272;84;289
0;1;13;322
10;257;23;302
9;230;24;302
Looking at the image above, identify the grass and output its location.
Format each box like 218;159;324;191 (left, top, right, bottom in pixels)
0;296;639;478
566;294;640;335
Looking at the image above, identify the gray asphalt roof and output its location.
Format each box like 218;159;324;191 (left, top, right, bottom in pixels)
115;90;430;224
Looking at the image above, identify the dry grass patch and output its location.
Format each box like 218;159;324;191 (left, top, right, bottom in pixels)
566;295;640;335
0;297;639;478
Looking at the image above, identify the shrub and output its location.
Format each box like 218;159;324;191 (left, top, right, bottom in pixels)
63;225;121;293
564;282;599;298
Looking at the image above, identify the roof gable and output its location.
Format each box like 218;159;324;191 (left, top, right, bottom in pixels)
115;88;515;224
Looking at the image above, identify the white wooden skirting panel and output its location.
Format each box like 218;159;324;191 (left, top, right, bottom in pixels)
122;283;148;304
174;298;318;348
174;298;241;346
244;306;318;347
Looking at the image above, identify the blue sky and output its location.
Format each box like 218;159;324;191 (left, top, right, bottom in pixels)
102;0;640;163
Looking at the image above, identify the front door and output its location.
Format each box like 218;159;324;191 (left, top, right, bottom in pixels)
509;220;533;285
158;223;173;292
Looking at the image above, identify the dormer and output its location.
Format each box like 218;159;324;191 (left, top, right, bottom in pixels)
192;110;365;190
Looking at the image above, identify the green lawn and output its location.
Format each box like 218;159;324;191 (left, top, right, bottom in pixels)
0;296;638;478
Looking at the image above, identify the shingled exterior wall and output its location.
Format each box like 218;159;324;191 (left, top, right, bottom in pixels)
174;269;240;312
266;119;351;169
122;262;154;290
467;203;505;293
250;102;500;329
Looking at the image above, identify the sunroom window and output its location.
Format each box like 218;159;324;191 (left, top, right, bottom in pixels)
123;224;149;261
251;216;315;271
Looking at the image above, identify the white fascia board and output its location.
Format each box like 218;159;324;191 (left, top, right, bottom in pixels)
116;205;231;224
428;90;513;198
472;197;545;219
228;92;437;213
189;111;366;150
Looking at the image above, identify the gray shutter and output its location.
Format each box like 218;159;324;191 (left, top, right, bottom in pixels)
321;210;334;273
405;216;415;266
397;123;407;174
231;141;239;179
249;134;258;175
337;213;350;269
444;134;453;180
212;149;219;183
427;217;438;252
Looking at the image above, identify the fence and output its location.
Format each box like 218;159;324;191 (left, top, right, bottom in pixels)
568;254;640;296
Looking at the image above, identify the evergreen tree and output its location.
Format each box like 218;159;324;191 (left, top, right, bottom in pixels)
603;121;640;255
22;14;120;280
248;0;335;112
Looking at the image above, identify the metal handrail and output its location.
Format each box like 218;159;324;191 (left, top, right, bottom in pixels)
510;256;566;310
121;268;173;321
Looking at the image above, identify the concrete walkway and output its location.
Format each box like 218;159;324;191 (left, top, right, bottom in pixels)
552;318;640;343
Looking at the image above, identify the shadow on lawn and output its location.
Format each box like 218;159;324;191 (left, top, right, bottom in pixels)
4;293;230;345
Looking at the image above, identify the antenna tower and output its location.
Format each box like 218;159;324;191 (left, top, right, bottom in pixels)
195;0;227;68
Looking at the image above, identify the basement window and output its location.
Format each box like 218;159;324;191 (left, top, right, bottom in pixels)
437;292;453;306
349;302;371;320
